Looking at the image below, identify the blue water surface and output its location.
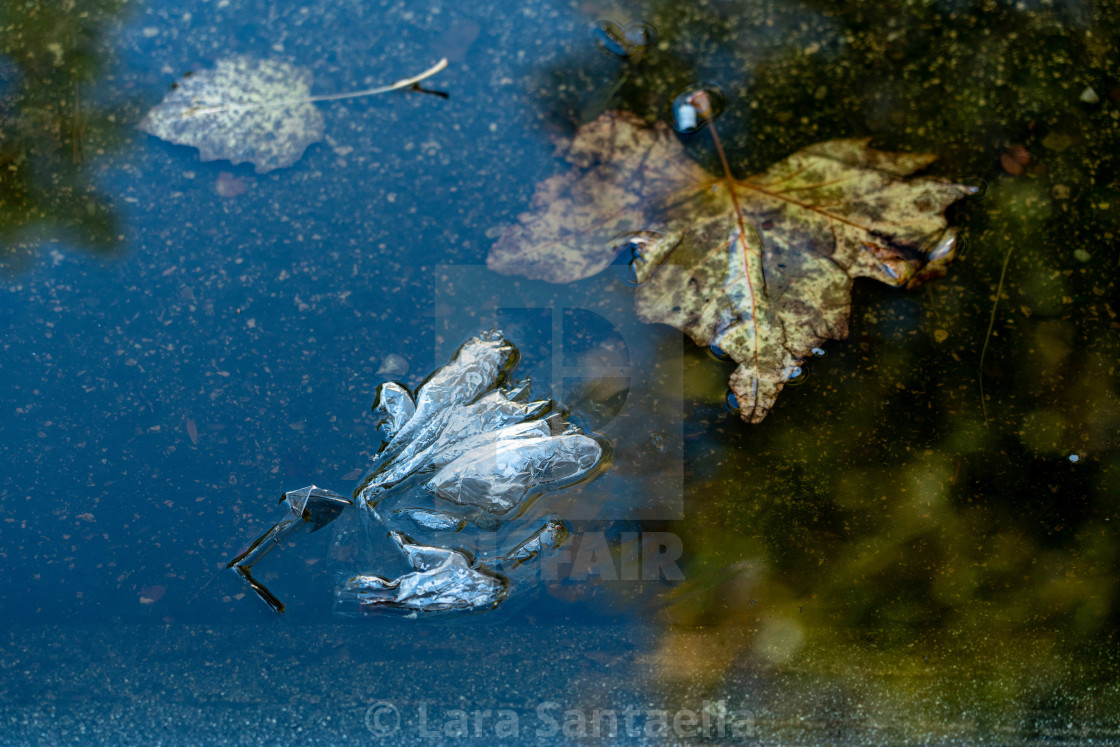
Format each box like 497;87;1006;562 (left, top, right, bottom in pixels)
3;0;1120;743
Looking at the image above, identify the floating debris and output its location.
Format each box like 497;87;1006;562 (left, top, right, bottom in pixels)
138;56;447;173
376;352;409;376
227;330;609;615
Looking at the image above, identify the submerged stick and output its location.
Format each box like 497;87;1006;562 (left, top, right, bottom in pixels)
978;245;1014;425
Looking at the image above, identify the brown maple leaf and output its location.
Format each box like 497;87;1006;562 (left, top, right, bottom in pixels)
488;111;971;423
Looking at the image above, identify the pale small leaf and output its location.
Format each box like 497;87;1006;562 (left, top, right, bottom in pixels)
138;56;326;174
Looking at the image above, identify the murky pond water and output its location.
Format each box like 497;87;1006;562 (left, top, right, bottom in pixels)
2;0;1118;743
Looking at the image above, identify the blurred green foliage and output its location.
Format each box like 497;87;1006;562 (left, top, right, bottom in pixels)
0;0;129;271
537;0;1120;737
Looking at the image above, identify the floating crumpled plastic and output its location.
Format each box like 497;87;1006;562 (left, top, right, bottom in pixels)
227;330;610;615
336;531;509;613
426;434;602;512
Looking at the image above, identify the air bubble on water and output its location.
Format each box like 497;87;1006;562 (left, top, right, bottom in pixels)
676;102;698;131
593;21;627;58
671;84;727;133
612;229;661;253
958;176;989;201
593;20;656;60
811;346;827;358
927;230;959;263
623;22;656;50
613;229;671;285
725;390;741;414
784;364;809;386
708;344;731;361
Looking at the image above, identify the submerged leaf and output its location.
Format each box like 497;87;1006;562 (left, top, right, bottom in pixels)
139;57;324;174
488;111;971;423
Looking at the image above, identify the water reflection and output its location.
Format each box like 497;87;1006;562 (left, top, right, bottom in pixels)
528;0;1119;738
0;0;129;272
0;0;1117;741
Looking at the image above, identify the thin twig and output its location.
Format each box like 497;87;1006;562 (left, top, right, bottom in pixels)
189;58;449;116
305;58;448;103
72;80;84;165
979;245;1014;425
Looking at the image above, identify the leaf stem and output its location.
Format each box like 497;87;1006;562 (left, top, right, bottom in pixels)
304;58;448;103
694;95;766;297
689;90;767;416
188;58;449;116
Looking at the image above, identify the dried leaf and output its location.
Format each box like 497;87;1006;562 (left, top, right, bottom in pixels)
488;111;971;422
139;57;324;174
